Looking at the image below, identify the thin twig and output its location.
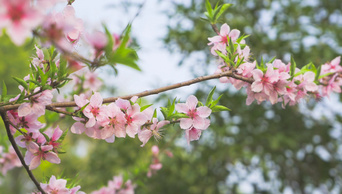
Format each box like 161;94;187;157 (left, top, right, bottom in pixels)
0;109;46;194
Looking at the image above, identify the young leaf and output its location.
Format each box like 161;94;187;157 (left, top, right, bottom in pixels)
13;77;28;91
205;0;213;19
160;107;169;119
206;86;216;106
213;3;232;23
211;105;231;112
268;56;276;64
58;129;69;142
290;56;296;78
210;94;223;108
103;24;114;54
141;104;153;112
58;57;67;79
315;65;321;82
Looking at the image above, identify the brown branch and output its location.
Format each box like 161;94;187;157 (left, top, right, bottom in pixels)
0;109;46;194
1;70;253;111
45;106;76;117
211;23;220;35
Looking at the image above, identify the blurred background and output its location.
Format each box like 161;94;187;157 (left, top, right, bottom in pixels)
0;0;342;193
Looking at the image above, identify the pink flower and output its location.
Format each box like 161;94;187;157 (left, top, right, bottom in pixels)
138;118;169;147
40;175;69;194
124;104;148;138
175;95;211;130
24;142;60;170
8;110;45;134
322;74;342;97
18;89;53;117
296;71;318;92
208;23;240;55
40;175;84;194
321;56;342;74
98;103;126;139
0;0;43;45
185;127;202;145
42;5;83;51
15;131;45;148
31;45;45;69
44;126;63;152
82;92;106;128
86;31;108;58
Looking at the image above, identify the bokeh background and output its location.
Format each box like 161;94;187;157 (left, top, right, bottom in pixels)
0;0;342;193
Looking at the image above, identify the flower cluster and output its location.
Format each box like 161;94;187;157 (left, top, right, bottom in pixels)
91;175;135;194
71;93;150;143
175;95;211;144
34;175;84;194
209;23;342;106
14;126;64;170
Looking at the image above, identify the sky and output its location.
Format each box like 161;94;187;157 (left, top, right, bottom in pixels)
73;0;200;102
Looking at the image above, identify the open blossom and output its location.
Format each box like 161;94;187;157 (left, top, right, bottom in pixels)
175;95;211;130
138;118;170;147
296;71;318;93
91;175;135;194
42;5;83;51
116;98;148;138
24;142;60;170
8;110;45;134
0;0;43;45
15;131;46;148
98;103;126;139
18;89;53;117
208;23;241;55
82;92;106;128
321;56;342;74
44;126;63;152
39;175;84;194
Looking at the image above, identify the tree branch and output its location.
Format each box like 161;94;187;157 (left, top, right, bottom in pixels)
1;70;252;111
0;109;46;194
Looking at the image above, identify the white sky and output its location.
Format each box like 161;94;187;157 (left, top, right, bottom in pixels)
73;0;198;101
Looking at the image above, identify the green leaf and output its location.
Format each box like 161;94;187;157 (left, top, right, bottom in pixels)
103;24;114;54
42;133;50;142
58;57;67;79
37;67;48;86
205;0;213;19
315;65;321;82
210;94;223;108
170;113;189;120
215;50;227;61
168;98;177;117
213;4;232;23
268;56;276;64
211;105;231;112
206;87;216;106
153;109;157;118
160;107;169;119
58;128;69;142
229;38;235;55
13;77;28;91
50;61;58;78
141;104;153;111
290;56;296;78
